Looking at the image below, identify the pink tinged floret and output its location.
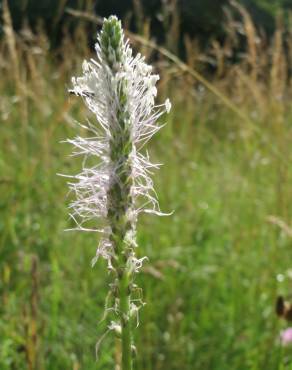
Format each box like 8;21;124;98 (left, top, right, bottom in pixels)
280;328;292;346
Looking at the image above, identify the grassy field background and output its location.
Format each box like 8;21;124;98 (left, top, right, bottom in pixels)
1;2;292;369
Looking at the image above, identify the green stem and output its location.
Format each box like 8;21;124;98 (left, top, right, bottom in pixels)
101;16;135;370
119;272;133;370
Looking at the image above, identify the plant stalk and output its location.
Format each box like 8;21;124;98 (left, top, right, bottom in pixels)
119;272;133;370
101;17;135;370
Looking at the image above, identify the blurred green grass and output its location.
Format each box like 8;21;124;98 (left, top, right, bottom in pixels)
1;15;292;370
1;82;292;370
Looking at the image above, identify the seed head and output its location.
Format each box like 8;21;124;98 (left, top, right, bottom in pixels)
65;16;171;268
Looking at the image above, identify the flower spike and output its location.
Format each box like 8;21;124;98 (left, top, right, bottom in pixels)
63;15;171;369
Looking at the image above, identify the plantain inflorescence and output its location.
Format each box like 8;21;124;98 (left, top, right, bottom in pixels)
63;15;171;369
